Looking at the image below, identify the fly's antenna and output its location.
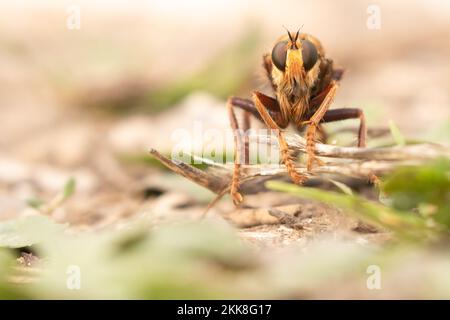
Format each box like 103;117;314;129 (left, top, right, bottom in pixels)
295;24;304;41
283;25;304;42
282;25;294;41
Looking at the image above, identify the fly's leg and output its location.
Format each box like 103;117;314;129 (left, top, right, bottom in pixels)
320;107;377;184
226;98;248;205
302;82;338;171
252;92;307;185
321;108;367;147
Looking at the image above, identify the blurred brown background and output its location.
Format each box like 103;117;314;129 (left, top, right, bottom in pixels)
0;0;449;222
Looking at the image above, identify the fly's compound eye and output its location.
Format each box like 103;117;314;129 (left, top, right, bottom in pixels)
301;40;318;71
271;40;288;71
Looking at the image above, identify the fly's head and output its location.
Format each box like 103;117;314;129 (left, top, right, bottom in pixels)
270;30;324;117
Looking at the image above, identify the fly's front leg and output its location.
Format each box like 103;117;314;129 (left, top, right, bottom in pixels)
302;82;338;171
252;92;307;185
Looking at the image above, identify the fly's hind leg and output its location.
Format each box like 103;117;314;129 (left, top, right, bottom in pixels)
227;95;283;205
321;108;367;147
320;107;378;184
226;98;250;205
227;92;308;205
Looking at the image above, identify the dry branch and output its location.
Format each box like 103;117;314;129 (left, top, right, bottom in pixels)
150;131;450;196
281;134;449;160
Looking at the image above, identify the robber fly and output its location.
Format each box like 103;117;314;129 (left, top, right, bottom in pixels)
227;29;367;205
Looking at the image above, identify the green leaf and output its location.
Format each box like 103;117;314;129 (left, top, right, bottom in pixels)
26;197;45;209
328;179;353;195
389;120;406;146
381;158;450;229
63;177;76;200
148;28;261;110
266;181;432;240
25;219;256;299
0;215;66;248
0;248;29;299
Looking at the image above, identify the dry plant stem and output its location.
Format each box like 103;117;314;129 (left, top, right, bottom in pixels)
149;140;450;196
149;149;229;193
40;193;68;215
276;133;450;160
268;208;298;225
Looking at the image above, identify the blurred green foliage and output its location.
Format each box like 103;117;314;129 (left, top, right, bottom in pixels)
267;158;450;241
0;217;269;299
389;120;406;146
0;248;28;299
0;215;66;249
0;213;449;299
0;153;449;299
146;28;261;112
1;159;450;300
382;158;450;229
62;177;76;200
25;177;76;215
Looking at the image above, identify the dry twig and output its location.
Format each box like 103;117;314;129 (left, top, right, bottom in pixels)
150;131;450;196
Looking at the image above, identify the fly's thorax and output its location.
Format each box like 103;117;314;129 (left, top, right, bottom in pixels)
275;81;310;123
